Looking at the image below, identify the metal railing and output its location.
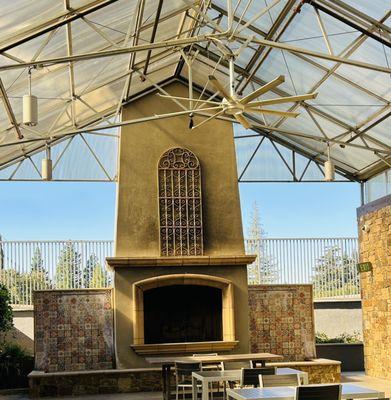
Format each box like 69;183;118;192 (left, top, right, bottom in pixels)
0;237;360;304
0;240;114;305
245;237;360;299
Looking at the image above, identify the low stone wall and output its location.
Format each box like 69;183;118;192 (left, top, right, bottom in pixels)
29;359;340;397
267;359;341;384
29;368;162;397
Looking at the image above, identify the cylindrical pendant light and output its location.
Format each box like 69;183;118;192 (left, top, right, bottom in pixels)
42;146;52;181
23;69;38;126
324;143;335;182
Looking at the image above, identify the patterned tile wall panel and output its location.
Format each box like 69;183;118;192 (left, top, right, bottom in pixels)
34;289;114;372
248;284;316;361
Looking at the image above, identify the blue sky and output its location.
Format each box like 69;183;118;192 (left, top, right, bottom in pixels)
0;181;360;241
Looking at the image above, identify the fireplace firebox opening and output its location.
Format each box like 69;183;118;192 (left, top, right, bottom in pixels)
132;273;236;350
144;284;222;344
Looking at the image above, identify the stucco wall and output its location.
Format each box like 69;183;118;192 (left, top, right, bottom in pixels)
314;300;362;338
7;306;35;354
116;81;244;257
357;194;391;380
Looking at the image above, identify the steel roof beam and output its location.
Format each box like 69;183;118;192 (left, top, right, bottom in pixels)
142;0;164;77
304;0;391;48
0;78;23;140
237;0;297;92
0;0;120;54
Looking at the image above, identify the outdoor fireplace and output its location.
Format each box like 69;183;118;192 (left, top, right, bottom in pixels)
144;284;222;344
107;82;255;368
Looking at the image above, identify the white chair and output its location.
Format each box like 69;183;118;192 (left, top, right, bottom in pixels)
174;361;202;400
193;353;220;398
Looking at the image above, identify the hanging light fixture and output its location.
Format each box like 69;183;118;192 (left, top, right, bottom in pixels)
41;145;52;181
23;68;38;126
324;143;335;182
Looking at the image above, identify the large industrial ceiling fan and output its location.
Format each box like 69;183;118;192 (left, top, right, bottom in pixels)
159;51;318;130
205;74;318;129
159;74;318;130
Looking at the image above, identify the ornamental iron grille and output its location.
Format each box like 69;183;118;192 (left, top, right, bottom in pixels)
158;147;203;256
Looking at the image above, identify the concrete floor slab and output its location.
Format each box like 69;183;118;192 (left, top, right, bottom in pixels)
1;372;390;400
341;371;391;398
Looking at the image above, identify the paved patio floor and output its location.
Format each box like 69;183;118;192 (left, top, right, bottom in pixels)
1;372;390;400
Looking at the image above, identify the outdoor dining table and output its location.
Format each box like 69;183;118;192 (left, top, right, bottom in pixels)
146;352;283;400
226;383;386;400
192;368;309;400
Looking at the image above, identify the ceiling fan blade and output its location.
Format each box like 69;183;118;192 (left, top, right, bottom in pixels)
191;109;225;130
247;108;300;118
248;92;318;107
234;113;252;129
208;75;234;102
157;93;221;105
240;75;285;105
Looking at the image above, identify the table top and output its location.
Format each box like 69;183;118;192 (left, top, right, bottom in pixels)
226;383;385;400
146;353;283;365
192;368;307;382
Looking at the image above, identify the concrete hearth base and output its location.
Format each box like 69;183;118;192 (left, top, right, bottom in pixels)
29;359;341;397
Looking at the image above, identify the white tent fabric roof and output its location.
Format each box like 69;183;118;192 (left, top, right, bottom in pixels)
0;0;389;182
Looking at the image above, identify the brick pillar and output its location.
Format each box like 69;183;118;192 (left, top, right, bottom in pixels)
357;194;391;380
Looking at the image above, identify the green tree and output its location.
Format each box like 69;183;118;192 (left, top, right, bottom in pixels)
246;202;278;284
89;263;107;288
313;246;359;298
55;241;82;289
0;284;13;342
30;248;51;290
84;254;99;288
0;235;4;270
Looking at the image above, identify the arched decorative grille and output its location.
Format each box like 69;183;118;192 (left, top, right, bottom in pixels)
158;147;203;256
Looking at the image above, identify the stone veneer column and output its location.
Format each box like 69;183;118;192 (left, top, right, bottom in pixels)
357;194;391;380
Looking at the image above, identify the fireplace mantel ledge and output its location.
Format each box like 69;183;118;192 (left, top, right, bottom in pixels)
131;340;239;355
106;255;256;269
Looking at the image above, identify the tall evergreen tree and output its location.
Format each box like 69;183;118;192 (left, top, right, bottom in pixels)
84;254;101;288
29;247;51;290
89;263;107;288
55;241;82;289
0;234;4;270
247;202;278;284
31;247;44;272
313;246;359;298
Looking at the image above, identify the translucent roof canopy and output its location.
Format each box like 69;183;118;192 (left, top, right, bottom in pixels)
0;0;389;182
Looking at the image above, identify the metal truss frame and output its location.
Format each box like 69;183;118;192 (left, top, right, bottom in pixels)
0;0;390;183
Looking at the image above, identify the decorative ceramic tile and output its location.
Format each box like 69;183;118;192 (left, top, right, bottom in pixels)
34;289;114;372
248;284;316;361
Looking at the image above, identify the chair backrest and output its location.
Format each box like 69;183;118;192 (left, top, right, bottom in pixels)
260;374;300;388
175;361;202;382
296;384;342;400
222;361;253;370
240;367;276;387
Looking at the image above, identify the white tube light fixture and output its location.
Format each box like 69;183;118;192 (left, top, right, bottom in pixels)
324;143;335;182
41;145;52;181
23;68;38;126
